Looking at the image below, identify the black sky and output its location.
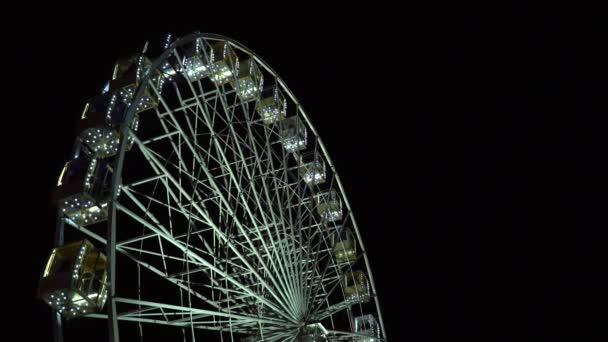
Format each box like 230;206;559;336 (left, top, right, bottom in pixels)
3;3;607;341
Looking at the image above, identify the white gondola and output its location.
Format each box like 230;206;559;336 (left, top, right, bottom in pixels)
353;314;381;342
52;154;112;226
315;189;343;222
182;44;208;82
208;41;237;85
343;270;371;304
280;116;307;152
299;151;326;185
78;93;139;158
256;87;286;125
38;240;108;318
233;58;263;101
109;54;160;113
333;227;357;264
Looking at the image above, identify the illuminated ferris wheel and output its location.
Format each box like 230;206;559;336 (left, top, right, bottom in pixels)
38;32;387;342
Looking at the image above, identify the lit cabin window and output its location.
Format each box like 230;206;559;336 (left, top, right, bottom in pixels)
315;189;342;222
109;54;160;113
56;162;69;187
78;94;139;159
256;87;286;125
52;155;112;227
343;270;371;304
160;60;177;78
296;323;328;342
157;61;176;92
101;81;110;94
232;58;263;101
182;43;208;82
333;228;357;264
354;314;380;342
280;116;307;152
38;240;108;318
209;41;237;85
299;152;326;185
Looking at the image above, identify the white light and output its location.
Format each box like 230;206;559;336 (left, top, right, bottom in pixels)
56;162;69;187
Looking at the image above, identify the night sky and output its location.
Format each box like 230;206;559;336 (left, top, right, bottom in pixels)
4;4;606;341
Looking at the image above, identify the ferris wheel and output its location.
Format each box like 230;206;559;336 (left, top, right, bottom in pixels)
38;32;387;342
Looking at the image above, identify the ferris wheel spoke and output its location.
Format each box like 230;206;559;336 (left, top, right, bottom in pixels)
300;214;337;300
300;237;324;312
159;70;304;319
123;188;209;226
326;329;386;341
120;241;205;271
219;140;301;317
151;112;191;180
304;257;341;317
174;82;275;228
265;330;299;342
117;249;224;310
304;238;336;311
250;129;303;300
114;200;296;323
311;301;355;322
64;217;107;245
123;173;167;188
126;139;303;323
286;178;308;311
272;176;304;307
123;185;260;283
303;247;333;317
308;256;362;319
157;81;259;219
64;215;224;311
305;222;351;312
235;106;304;314
127;142;306;326
140;128;181;145
85;297;294;331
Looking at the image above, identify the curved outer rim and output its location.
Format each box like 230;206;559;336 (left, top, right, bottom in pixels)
53;31;387;341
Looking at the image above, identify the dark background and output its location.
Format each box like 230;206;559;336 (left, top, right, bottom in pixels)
3;3;606;341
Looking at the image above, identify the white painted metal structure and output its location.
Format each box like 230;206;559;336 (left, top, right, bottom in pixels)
50;32;386;342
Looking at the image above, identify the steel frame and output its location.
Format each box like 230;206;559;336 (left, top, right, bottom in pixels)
51;33;387;342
